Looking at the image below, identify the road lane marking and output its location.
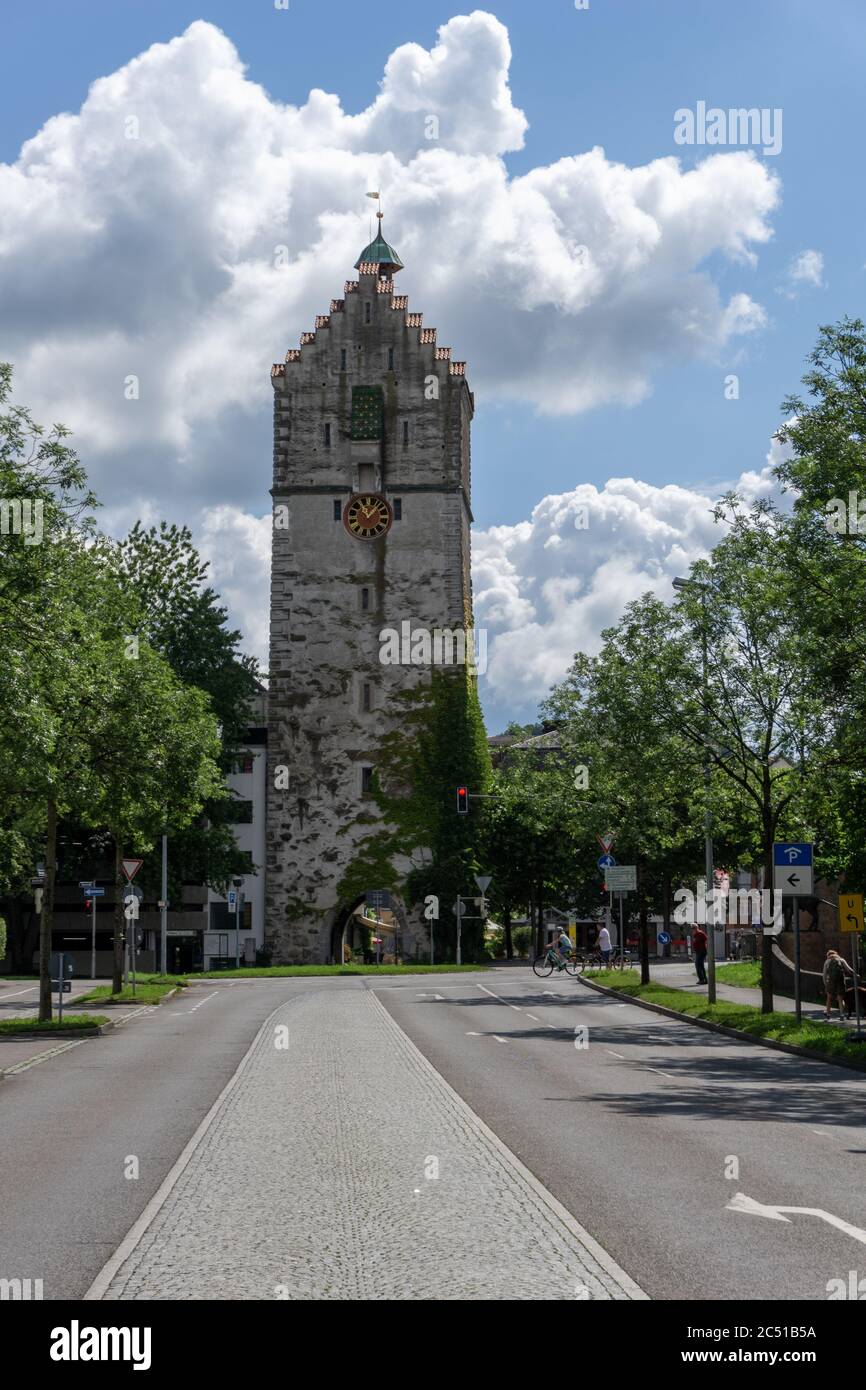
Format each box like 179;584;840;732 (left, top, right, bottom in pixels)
492;1035;508;1044
727;1191;866;1245
0;985;39;999
525;1013;540;1021
644;1067;676;1079
2;1039;89;1074
606;1050;625;1058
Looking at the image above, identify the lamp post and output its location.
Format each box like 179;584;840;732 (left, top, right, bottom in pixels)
673;575;717;1004
232;876;243;968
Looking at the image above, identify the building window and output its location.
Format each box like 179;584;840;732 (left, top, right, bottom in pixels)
237;851;254;873
323;422;331;447
340;348;347;370
364;302;371;324
361;766;374;794
402;419;409;446
362;683;372;711
350;386;384;440
393;498;402;520
388;348;394;370
361;587;370;610
234;754;254;774
333;498;342;521
224;799;253;824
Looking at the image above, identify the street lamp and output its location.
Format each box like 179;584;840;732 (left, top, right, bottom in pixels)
673;575;717;1003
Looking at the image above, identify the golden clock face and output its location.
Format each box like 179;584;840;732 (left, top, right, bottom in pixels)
343;493;393;540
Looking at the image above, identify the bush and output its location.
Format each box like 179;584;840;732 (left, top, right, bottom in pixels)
511;925;532;958
0;915;6;965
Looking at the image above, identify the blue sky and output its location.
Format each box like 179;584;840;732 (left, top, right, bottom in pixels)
1;2;863;726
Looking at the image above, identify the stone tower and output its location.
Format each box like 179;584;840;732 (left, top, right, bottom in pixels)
266;222;475;963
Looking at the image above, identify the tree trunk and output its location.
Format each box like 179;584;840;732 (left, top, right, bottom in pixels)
760;836;774;1014
38;799;57;1022
5;896;39;974
503;904;513;960
638;857;650;985
112;835;125;994
528;881;535;960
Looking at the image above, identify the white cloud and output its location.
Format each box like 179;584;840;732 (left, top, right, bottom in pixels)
779;248;824;297
473;459;787;728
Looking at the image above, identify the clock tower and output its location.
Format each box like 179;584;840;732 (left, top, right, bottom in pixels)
266;221;477;963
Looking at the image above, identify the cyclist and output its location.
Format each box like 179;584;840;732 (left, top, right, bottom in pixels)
552;930;573;971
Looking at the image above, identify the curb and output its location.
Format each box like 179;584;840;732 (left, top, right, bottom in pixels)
0;1020;114;1041
578;975;866;1074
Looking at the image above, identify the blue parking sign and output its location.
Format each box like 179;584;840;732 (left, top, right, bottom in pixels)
773;842;813;868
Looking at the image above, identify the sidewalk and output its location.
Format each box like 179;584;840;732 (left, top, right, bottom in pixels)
651;960;862;1028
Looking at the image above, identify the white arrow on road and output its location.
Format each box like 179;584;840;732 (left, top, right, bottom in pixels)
416;992;444;1001
727;1192;866;1245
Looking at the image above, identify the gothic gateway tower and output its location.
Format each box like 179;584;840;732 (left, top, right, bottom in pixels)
266;223;476;963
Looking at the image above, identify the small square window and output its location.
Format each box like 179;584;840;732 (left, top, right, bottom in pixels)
333;498;342;521
324;422;331;447
240;755;254;774
340;349;347;370
361;766;374;794
393;498;402;521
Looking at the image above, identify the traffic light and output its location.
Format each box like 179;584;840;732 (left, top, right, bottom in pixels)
456;785;469;814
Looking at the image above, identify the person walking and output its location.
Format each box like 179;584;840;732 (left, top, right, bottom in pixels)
823;950;852;1022
597;924;612;967
692;923;708;984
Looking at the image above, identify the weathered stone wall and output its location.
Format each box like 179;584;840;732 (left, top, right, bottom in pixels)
266;265;474;962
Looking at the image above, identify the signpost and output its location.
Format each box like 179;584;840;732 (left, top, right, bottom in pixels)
49;952;73;1022
80;883;105;979
774;843;813;1023
839;893;864;1038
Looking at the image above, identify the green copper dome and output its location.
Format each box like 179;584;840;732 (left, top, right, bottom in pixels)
354;223;404;274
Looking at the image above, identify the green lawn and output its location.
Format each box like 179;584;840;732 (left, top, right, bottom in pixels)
0;1015;109;1034
192;963;489;978
584;969;866;1063
77;980;178;1005
716;961;761;988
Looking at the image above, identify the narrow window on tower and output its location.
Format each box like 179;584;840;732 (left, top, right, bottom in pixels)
340;348;347;371
361;766;374;794
362;683;372;712
364;302;371;324
388;348;394;370
333;499;342;521
402;419;409;447
393;498;402;520
361;587;370;611
323;422;331;448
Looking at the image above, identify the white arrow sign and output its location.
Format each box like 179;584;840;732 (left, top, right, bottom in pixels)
727;1191;866;1245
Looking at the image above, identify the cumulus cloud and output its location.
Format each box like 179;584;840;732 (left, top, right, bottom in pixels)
473;458;788;728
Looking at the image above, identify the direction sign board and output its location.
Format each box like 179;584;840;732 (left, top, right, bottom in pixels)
839;894;864;934
605;865;636;893
597;853;617;870
773;843;813;897
122;858;144;882
83;887;105;897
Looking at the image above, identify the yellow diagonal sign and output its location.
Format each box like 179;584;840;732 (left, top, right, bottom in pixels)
838;894;864;934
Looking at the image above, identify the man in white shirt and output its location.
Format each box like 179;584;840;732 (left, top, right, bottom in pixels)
598;924;612;965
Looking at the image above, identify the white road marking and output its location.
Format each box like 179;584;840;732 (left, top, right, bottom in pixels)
171;991;219;1016
492;1035;508;1044
606;1050;625;1058
525;1013;540;1021
727;1191;866;1246
416;993;445;1001
465;1031;482;1036
0;985;39;999
2;1039;89;1074
644;1067;676;1079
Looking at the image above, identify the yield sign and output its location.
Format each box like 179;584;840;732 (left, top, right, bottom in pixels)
596;831;616;853
122;858;144;882
474;874;492;893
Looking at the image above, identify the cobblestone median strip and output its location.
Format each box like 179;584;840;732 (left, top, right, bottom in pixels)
88;989;646;1301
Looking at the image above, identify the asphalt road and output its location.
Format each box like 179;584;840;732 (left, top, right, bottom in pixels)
3;968;865;1301
373;968;866;1300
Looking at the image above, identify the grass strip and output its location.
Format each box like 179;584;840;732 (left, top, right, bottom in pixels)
585;969;866;1061
0;1015;110;1033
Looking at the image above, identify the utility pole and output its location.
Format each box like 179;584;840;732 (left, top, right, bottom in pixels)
160;833;168;975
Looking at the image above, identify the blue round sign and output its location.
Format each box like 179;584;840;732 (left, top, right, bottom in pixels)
597;853;616;869
658;931;671;945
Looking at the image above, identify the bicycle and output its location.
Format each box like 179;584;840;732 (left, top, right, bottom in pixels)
532;947;585;978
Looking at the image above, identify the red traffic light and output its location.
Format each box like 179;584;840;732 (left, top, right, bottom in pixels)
456;786;469;814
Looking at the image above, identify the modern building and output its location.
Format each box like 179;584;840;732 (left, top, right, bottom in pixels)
266;219;476;962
